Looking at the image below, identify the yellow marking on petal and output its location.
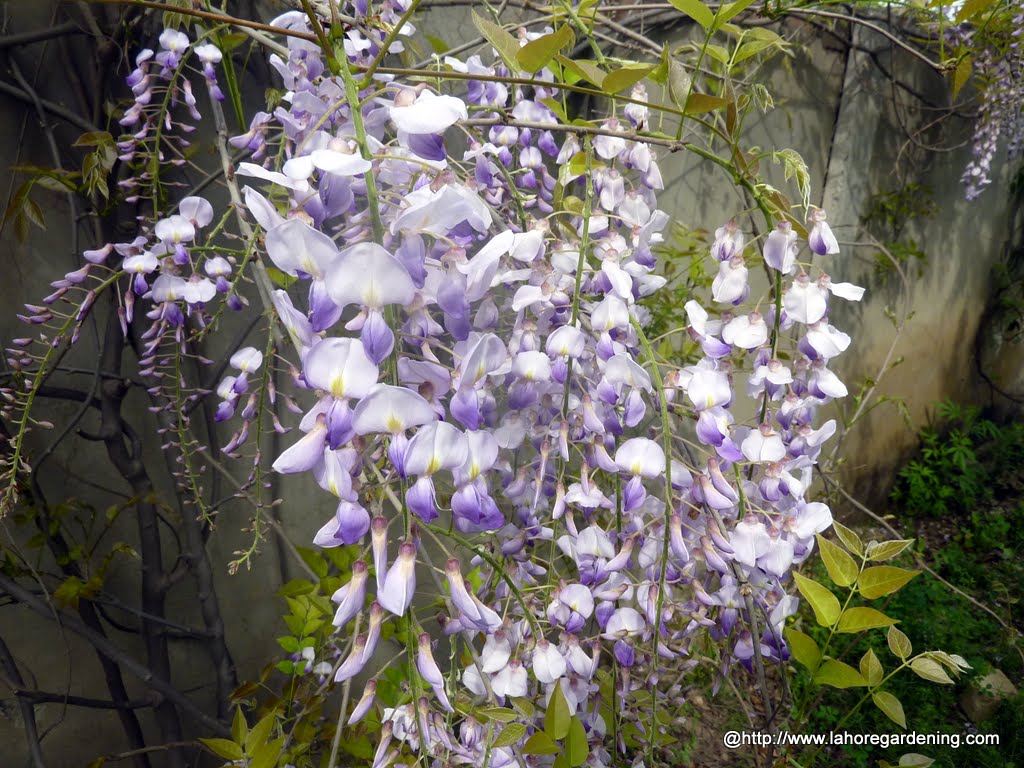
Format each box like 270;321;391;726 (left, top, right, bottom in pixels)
386;414;403;433
364;278;379;308
330;374;346;398
426;456;441;475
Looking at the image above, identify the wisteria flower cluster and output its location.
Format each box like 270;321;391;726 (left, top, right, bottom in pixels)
953;0;1024;199
6;5;868;766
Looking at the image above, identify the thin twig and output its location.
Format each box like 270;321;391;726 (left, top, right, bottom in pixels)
0;572;230;737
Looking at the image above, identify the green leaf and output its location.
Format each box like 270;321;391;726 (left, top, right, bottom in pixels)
713;0;757;29
898;754;935;767
523;731;561;755
858;566;919;599
784;627;821;673
566;715;589;767
493;722;528;748
866;538;914;562
910;657;954;685
602;64;655;94
667;0;715;29
956;0;994;22
472;11;521;72
217;33;249;53
477;706;520;722
860;648;884;686
245;712;276;754
296;546;328;578
814;659;868;689
231;707;248;743
554;55;606;87
517;26;574;74
872;691;907;729
249;737;285;768
887;626;913;659
539;97;568;123
426;34;451;54
684;93;728;115
817;534;859;587
340;734;375;759
733;38;780;65
831;521;864;556
509;696;536;718
73;131;114;148
952;56;972;99
277;579;314;597
793;572;841;628
265;266;297;289
667;58;691;108
927;650;971;673
53;576;85;608
702;44;731;65
836;607;897;634
276;636;300;654
545;682;571;740
199;738;243;761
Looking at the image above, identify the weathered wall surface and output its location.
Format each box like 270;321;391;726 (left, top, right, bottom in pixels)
0;5;1018;766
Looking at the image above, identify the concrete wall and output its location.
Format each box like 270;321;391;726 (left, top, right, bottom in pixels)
0;6;1018;767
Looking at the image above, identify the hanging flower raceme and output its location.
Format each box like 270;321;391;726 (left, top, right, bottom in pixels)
64;8;876;768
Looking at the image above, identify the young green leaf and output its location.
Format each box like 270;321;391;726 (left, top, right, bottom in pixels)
539;97;569;123
566;715;589;766
554;55;606;87
872;691;907;729
477;706;520;722
866;538;914;562
667;58;691;108
783;627;821;672
426;34;451;54
200;738;243;761
684;93;728;115
231;707;248;744
859;648;884;686
927;650;971;674
712;0;757;30
493;722;528;748
887;626;913;659
831;520;864;556
602;64;655;95
817;534;859;586
667;0;715;29
897;754;936;767
952;56;972;99
956;0;994;23
858;566;919;599
793;572;841;627
836;607;897;634
545;682;571;740
814;659;868;688
517;26;574;74
523;731;561;755
732;38;780;65
509;696;536;717
472;11;521;72
249;737;285;768
910;657;955;685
